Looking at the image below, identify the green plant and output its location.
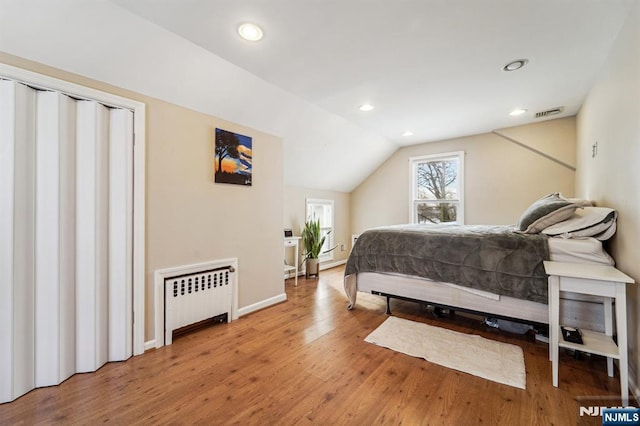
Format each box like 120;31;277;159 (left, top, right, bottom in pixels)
301;217;336;260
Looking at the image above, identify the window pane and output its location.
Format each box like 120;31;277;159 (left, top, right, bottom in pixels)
321;205;332;227
306;198;335;261
320;229;331;253
309;205;321;220
309;204;332;227
416;159;459;201
415;202;458;224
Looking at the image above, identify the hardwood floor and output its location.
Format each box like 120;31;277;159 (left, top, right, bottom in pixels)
0;266;628;425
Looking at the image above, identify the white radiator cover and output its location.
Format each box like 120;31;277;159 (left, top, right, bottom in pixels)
155;259;238;348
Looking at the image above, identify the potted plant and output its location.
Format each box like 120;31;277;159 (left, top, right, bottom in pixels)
301;216;336;278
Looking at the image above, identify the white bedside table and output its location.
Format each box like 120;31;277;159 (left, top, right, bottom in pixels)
544;261;634;405
284;236;301;286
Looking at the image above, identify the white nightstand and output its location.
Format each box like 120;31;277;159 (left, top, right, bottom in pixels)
284;237;301;286
544;261;635;405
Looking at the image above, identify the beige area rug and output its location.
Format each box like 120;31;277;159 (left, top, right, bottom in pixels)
365;316;526;389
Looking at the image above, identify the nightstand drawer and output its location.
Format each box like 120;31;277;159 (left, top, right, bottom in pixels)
284;239;297;247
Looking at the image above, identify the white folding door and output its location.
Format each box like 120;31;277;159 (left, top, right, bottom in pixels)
0;79;134;403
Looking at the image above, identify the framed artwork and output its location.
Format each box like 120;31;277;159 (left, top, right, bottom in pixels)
214;128;252;186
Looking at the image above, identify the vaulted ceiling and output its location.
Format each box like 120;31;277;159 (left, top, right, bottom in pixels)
112;0;634;190
1;1;635;192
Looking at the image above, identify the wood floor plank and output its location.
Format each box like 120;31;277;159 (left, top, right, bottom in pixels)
0;265;632;425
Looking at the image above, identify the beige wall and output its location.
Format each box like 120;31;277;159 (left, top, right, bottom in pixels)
0;52;285;342
146;103;285;318
575;1;640;389
284;186;352;268
351;117;577;234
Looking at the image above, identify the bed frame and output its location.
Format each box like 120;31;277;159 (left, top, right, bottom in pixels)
347;272;607;332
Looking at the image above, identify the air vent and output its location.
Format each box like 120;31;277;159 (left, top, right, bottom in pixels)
534;106;564;118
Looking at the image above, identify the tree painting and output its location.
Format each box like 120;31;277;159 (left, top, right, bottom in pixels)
415;159;458;223
214;128;252;186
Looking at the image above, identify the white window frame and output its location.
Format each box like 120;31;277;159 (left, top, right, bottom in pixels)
305;198;335;262
409;151;465;225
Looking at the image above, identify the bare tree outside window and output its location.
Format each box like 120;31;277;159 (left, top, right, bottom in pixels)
415;159;458;223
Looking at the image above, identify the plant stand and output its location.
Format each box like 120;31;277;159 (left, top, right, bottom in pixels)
306;258;320;279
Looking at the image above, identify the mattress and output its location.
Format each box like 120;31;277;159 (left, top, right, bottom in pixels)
439;237;611;302
547;236;614;266
346;224;549;303
348;237;614;331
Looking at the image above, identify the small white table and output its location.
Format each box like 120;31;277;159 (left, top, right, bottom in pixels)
284;237;301;286
544;261;634;405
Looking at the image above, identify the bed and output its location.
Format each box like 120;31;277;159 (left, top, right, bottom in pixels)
344;194;618;332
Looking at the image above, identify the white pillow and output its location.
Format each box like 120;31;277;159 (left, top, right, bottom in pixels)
563;197;594;207
591;221;617;241
542;207;616;239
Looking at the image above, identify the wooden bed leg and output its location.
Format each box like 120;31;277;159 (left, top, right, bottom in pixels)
385;295;392;315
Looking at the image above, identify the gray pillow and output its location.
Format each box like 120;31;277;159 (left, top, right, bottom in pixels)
516;193;578;234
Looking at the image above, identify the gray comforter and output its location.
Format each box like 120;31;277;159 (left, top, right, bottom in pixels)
345;224;550;304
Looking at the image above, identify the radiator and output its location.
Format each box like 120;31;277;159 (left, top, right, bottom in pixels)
164;265;235;345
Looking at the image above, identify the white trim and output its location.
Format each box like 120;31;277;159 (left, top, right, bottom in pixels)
0;63;144;111
238;293;287;317
409;151;464;163
320;259;347;271
0;63;147;356
144;340;156;352
409;150;465;225
154;258;239;349
293;259;347;277
131;103;146;357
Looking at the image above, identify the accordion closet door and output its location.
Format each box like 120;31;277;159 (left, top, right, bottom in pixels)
0;79;133;403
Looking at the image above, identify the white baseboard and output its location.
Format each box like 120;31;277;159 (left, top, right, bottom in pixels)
153;259;344;347
320;259;347;270
144;340;156;352
238;292;287;317
286;259;347;278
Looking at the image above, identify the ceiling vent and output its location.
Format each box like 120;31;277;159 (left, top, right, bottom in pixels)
534;106;564;118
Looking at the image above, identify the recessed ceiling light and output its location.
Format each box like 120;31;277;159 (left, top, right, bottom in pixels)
238;23;263;41
509;109;527;116
359;104;374;112
503;59;528;72
402;131;414;137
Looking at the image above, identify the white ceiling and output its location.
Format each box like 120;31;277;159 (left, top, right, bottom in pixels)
2;1;633;192
109;0;634;190
112;0;633;140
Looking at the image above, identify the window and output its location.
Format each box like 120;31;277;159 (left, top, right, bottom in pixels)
306;198;335;261
410;151;464;224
